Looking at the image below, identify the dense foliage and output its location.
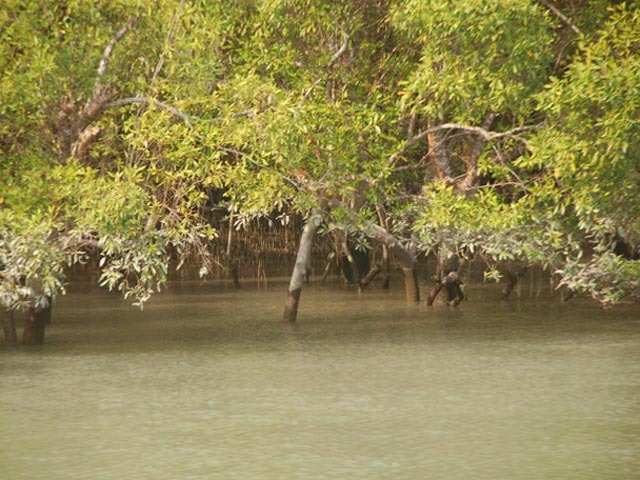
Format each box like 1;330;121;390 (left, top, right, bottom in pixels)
1;0;638;312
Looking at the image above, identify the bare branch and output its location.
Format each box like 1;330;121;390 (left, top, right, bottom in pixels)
457;113;497;191
106;97;192;127
426;122;453;180
424;123;539;143
301;78;323;101
93;18;136;96
367;224;418;271
217;147;301;189
300;31;350;101
71;125;101;162
327;31;350;68
150;0;186;86
538;0;582;35
390;122;541;165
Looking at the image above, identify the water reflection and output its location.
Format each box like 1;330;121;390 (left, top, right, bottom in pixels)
1;281;639;479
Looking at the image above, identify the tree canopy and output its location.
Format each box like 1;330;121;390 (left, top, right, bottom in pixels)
1;0;639;313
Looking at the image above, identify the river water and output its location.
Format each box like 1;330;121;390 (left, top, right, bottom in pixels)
1;281;639;479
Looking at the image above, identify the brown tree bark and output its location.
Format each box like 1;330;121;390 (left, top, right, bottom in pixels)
320;252;336;283
2;310;18;346
359;263;381;289
375;206;391;290
341;238;362;291
230;263;241;288
427;284;443;306
22;304;49;345
402;268;420;302
368;225;419;303
428;253;464;306
283;214;321;322
427;121;453;180
380;244;390;289
226;214;241;289
457;113;496;192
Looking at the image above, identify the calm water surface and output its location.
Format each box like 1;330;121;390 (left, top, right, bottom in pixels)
1;281;639;479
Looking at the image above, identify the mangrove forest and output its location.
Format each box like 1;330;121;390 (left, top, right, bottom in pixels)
1;1;639;478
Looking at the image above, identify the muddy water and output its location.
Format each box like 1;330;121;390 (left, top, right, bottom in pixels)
1;281;639;479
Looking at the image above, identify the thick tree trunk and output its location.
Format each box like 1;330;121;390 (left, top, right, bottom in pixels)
561;288;575;302
342;239;362;291
359;263;381;289
283;214;321;323
375;206;391;289
2;310;18;346
22;304;49;345
427;122;452;180
444;272;464;306
381;244;390;289
427;284;443;306
226;215;241;289
428;253;464;306
457;113;496;192
402;268;420;302
368;225;419;303
502;265;527;299
44;296;53;324
230;263;241;289
304;266;312;285
320;252;335;283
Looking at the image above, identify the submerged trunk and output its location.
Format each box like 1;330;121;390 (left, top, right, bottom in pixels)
304;266;312;285
341;239;362;291
283;214;321;323
375;206;391;290
2;310;18;346
22;303;50;345
320;252;336;283
226;215;241;289
368;225;419;303
427;283;443;306
444;272;464;306
427;122;452;181
381;244;390;289
502;267;525;299
402;268;420;302
428;253;464;306
230;263;241;289
359;263;381;289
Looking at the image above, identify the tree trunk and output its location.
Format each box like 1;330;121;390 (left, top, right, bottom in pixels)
427;122;452;180
427;284;443;306
375;205;391;290
428;253;464;306
23;304;49;345
2;310;18;346
368;225;419;303
226;214;241;289
44;296;53;324
402;268;420;302
304;266;312;285
342;239;362;291
444;272;464;306
381;244;390;289
283;214;321;323
230;263;241;289
320;252;335;283
359;263;381;289
457;113;496;192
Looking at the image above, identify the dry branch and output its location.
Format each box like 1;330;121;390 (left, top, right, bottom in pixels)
92;18;137;98
327;31;350;68
107;97;192;127
390;122;541;165
538;0;582;35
